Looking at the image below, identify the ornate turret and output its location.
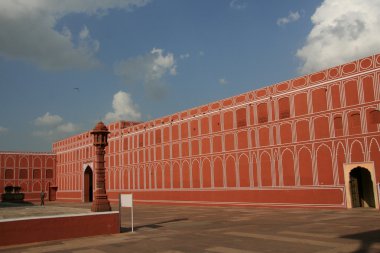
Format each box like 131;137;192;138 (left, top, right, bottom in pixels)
90;122;111;212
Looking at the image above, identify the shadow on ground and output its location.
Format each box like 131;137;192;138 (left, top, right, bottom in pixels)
342;229;380;253
0;201;34;208
121;218;188;232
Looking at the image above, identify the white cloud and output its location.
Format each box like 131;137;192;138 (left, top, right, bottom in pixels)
32;112;79;139
57;122;79;133
0;0;150;70
104;91;142;123
34;112;63;126
230;0;247;10
277;11;301;26
115;48;176;99
296;0;380;74
0;126;8;133
219;78;228;85
115;48;176;84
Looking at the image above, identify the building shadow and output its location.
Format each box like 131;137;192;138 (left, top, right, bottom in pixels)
342;229;380;253
0;201;34;208
120;218;188;233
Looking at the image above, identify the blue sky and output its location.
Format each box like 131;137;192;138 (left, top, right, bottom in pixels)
1;0;380;152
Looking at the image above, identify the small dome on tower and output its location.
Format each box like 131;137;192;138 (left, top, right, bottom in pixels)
92;121;109;132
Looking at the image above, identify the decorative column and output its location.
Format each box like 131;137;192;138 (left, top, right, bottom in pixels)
91;121;111;212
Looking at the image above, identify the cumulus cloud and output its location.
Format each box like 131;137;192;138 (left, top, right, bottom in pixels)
297;0;380;74
277;11;301;26
0;0;150;70
230;0;247;10
56;122;79;133
32;112;79;138
115;48;176;99
115;48;176;83
104;91;142;123
0;126;8;133
34;112;63;126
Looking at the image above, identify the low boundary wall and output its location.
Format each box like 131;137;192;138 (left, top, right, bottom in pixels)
0;211;119;246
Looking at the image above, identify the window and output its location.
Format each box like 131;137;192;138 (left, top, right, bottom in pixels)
334;116;343;137
370;110;380;124
278;97;290;119
19;169;28;179
5;169;13;179
33;169;41;179
236;108;247;128
257;103;268;123
46;169;53;179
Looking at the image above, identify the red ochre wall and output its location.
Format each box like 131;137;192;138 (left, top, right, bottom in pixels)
0;212;119;246
49;54;380;208
0;152;56;201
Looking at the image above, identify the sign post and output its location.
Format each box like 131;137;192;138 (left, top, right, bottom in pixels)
119;194;134;232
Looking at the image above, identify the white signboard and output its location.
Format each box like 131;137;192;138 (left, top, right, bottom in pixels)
120;194;133;207
119;194;134;232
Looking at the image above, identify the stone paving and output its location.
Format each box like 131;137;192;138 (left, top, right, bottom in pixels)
0;202;379;253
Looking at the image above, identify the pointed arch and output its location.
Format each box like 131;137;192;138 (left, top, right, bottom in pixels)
192;159;201;188
350;140;365;163
33;157;42;167
238;153;250;187
19;157;29;167
182;160;191;188
316;144;334;185
163;162;171;189
172;161;181;188
202;158;212;188
156;163;163;189
336;142;346;184
298;147;313;185
5;156;15;167
226;155;236;187
33;182;41;192
260;151;272;186
213;156;224;188
282;149;295;186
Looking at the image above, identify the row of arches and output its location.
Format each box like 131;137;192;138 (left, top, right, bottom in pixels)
101;137;380;191
0;155;54;168
2;180;52;193
117;72;379;151
114;106;379;166
3;168;54;180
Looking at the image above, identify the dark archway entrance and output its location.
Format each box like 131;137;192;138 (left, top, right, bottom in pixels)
349;167;375;208
84;166;93;202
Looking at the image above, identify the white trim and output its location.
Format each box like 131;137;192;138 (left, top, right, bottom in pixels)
0;211;119;223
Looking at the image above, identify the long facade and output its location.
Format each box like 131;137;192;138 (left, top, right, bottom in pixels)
0;152;56;201
2;54;380;209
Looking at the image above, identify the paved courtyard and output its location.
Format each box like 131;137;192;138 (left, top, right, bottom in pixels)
0;202;379;253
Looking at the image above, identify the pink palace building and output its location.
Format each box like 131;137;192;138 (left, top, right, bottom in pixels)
1;53;380;209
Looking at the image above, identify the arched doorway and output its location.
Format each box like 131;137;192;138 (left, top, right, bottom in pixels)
349;167;375;208
344;163;379;209
84;166;93;202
